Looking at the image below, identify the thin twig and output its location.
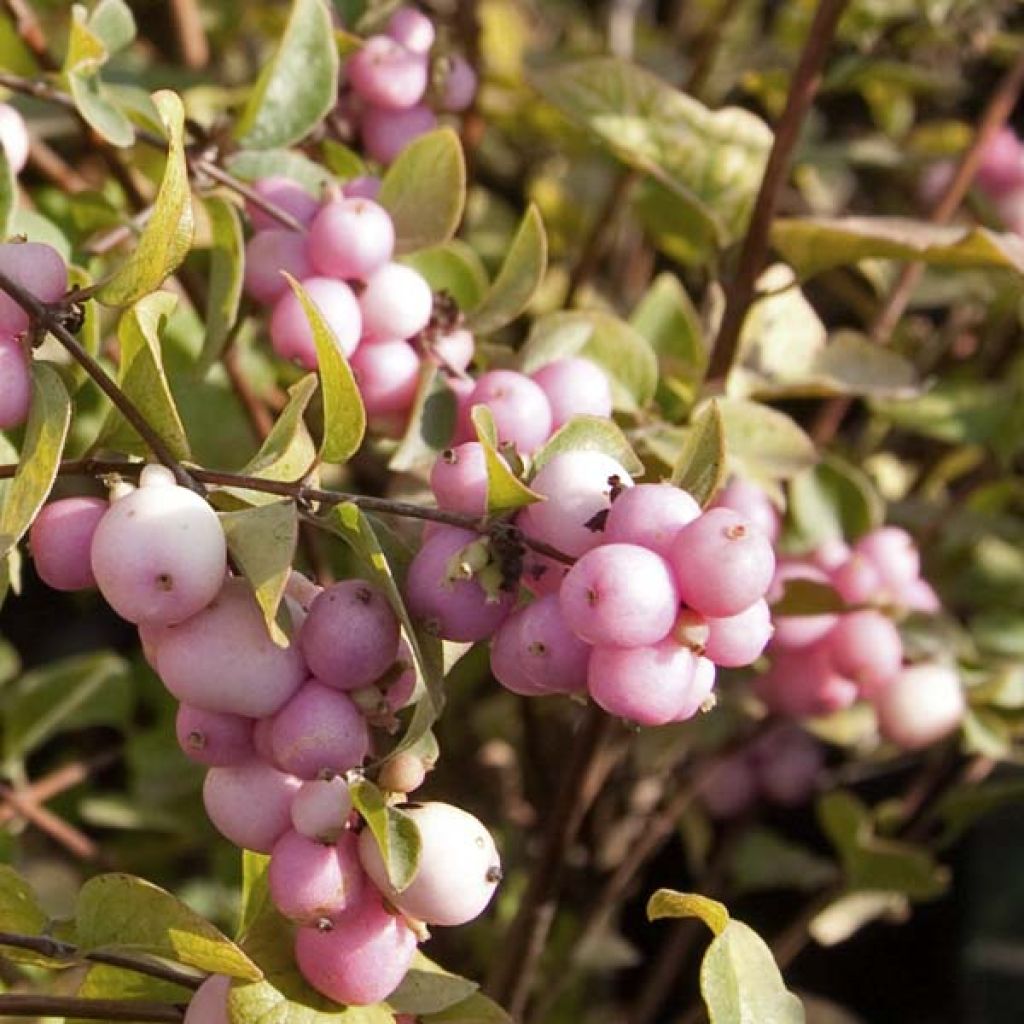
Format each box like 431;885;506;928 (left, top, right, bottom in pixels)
0;751;119;826
0;994;184;1021
0;782;99;861
705;0;850;387
0;0;57;70
169;0;210;69
27;137;90;191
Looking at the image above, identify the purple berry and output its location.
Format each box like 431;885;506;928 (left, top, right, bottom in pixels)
269;277;362;368
245;176;319;232
490;610;550;697
183;974;231;1024
701;755;758;820
0;242;67;337
343;175;382;200
0;336;30;430
307;198;395;280
269;829;365;924
440;54;478;112
749;727;823;806
29;497;107;592
530;358;612;431
360;103;437;164
459;370;552;455
387;7;436;54
351;339;420;417
754;646;858;719
513;593;591;695
175;705;254;767
243;230;311;305
203;759;301;853
829;553;883;605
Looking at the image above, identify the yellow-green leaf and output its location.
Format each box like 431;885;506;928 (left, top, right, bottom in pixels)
533;414;644;477
471;406;543;515
349;778;422;892
671;401;726;507
242;374;319;486
646;889;730;936
198;195;245;373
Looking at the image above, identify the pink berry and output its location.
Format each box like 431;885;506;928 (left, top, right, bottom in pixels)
587;639;699;726
701;755;758;820
29;497;106;591
829;552;883;605
490;610;550;697
529;358;613;432
245;176;319;232
269;277;362;368
674;655;716;721
559;543;679;648
308;198;395;280
358;802;500;926
770;562;841;650
754;646;858;719
404;526;514;641
897;577;941;614
360;103;437;164
243;230;311;305
813;538;851;572
348;35;428;110
750;727;823;807
183;974;231;1024
712;477;781;545
602;483;700;560
270;680;370;779
252;716;278;764
852;527;921;595
300;580;400;691
874;663;964;750
294;890;417;1005
668;508;775;618
0;336;30;429
704;599;773;668
387;7;436;54
459;370;552;455
440;54;478;112
203;760;301;853
0;103;29;174
520;548;569;597
826;610;903;698
269;829;364;924
522;451;633;558
91;483;226;626
430;442;488;517
359;263;433;341
157;578;306;718
175;705;254;766
0;242;67;337
343;175;382;200
430;328;474;373
514;594;591;694
975;128;1024;196
291;777;353;842
351;339;420;417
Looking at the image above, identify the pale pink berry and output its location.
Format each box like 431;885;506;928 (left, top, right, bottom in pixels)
203;760;301;853
826;610;903;698
29;497;106;591
754;646;858;719
175;705;254;767
387;7;436;54
490;611;550;697
430;328;474;373
360;263;433;341
674;655;716;721
514;594;591;695
0;242;67;337
897;577;941;613
852;527;921;594
588;640;699;726
343;175;382;201
770;562;841;650
430;442;488;518
602;483;700;560
243;230;311;305
560;544;679;648
269;277;362;368
348;35;428;110
874;663;965;750
308;198;395;280
829;553;883;605
704;598;773;668
291;777;353;843
360;103;437;164
440;54;478;112
701;755;757;820
712;477;781;545
0;103;29;175
813;538;851;572
183;974;231;1024
529;358;613;431
975;128;1024;196
0;336;30;429
351;339;420;417
459;370;552;455
269;829;365;924
246;176;319;232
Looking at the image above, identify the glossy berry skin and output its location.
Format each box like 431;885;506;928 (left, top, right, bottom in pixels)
294;890;417;1005
441;54;478;112
245;176;319;232
351;339;420;417
348;35;428;110
712;477;781;545
175;705;254;767
157;578;306;718
770;562;840;650
703;599;774;668
460;370;553;455
183;974;231;1024
358;802;501;926
29;497;107;591
291;777;353;842
300;580;400;692
387;6;436;53
0;242;67;338
560;544;679;648
270;277;362;368
668;508;775;618
588;639;699;726
513;594;591;694
523;451;633;558
270;681;370;779
0;336;30;430
268;829;364;924
405;526;514;641
826;610;903;698
243;230;311;305
875;663;965;750
602;483;700;561
0;103;29;174
359;263;433;341
675;655;717;721
360;103;437;165
430;442;488;518
91;483;226;626
203;760;301;853
307;198;394;281
530;358;613;431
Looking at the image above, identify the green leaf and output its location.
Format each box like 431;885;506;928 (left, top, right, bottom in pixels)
226;149;334;194
198;196;245;373
242;374;319;485
772;216;1024;278
283;274;365;464
8;208;71;261
76;874;262;980
72;963;192;1022
770;578;848;617
87;0;136;53
321;139;367;180
788;456;884;547
730;828;839;895
379;129;467;254
388;954;478;1016
99;292;191;460
700;921;805;1023
238;851;272;942
471;406;543;515
533;415;644;477
221;501;299;647
401;242;489;312
423;993;512;1024
389;365;457;473
533;57;772;246
2;652;132;767
646;889;730;936
0;363;71;557
716;399;817;485
671;401;726;507
519;311;657;413
0;864;47;935
98;91;194;305
465;204;547;334
349;779;422;892
0;145;14;238
236;0;340;150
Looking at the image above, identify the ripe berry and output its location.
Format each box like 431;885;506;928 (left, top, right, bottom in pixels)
431;328;474;373
0;242;67;337
387;7;436;54
29;497;107;591
530;358;613;431
245;176;319;232
270;277;362;367
459;370;553;455
351;339;421;418
703;599;774;668
360;103;438;165
770;563;840;650
750;727;823;806
307;198;395;280
440;55;478;113
378;752;428;794
852;527;921;594
490;611;551;697
291;776;353;842
874;663;965;750
243;230;311;305
826;610;903;698
602;483;700;560
829;553;882;606
0;336;30;430
701;755;758;820
268;829;364;924
754;646;858;719
0;103;29;175
712;477;781;545
348;35;429;110
513;593;591;695
430;442;488;518
183;974;231;1024
587;640;699;726
359;263;433;341
203;759;301;853
175;705;254;767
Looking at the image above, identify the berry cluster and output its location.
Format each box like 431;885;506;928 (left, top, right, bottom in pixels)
418;448;778;726
341;6;477;165
28;467;501;1008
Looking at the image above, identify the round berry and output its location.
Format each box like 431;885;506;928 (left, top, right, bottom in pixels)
203;760;301;853
712;477;781;545
0;336;30;430
459;371;552;455
703;598;774;668
351;338;420;417
387;7;436;54
0;242;67;338
701;755;757;820
29;497;106;591
430;442;488;518
291;777;353;843
754;646;858;719
602;483;700;561
270;277;362;368
175;705;254;767
348;35;428;110
852;527;921;594
243;230;311;305
529;358;613;432
440;54;478;112
307;198;394;281
770;562;840;650
245;176;319;232
826;610;903;698
183;974;231;1024
360;103;438;164
359;263;433;341
874;663;965;750
269;829;364;924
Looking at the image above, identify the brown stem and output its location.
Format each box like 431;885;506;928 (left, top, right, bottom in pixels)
222;343;275;440
0;782;100;861
0;994;184;1021
0;0;57;70
169;0;209;69
27;138;90;191
485;705;619;1016
0;752;119;826
0;270;198;491
705;0;850;387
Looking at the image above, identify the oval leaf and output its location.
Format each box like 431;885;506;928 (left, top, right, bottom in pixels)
401;242;489;312
388;953;478;1016
717;398;817;484
349;778;422;893
198;196;245;373
533;414;644;477
242;374;319;486
471;405;543;514
671;401;726;507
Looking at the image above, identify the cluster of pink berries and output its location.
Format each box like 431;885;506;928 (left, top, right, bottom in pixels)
416;445;778;726
0;241;70;431
341;6;477;165
243;176;476;435
27;466;500;1008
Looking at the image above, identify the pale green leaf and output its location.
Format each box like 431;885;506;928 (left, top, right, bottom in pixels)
198;196;245;372
401;241;489;312
388;953;478;1016
349;779;421;892
533;415;644;477
423;992;512;1024
0;145;14;238
389;364;457;473
716;399;817;485
242;374;319;485
471;405;542;514
788;456;884;548
671;401;726;506
226;149;334;193
0;864;47;935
